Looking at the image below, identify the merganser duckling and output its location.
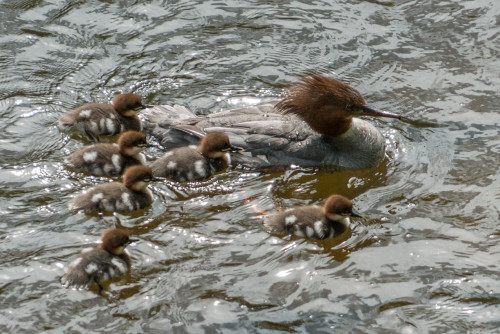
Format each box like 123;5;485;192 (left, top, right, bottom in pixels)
142;73;401;170
64;131;148;175
69;166;156;213
150;133;242;181
57;93;152;142
263;195;362;240
61;229;137;292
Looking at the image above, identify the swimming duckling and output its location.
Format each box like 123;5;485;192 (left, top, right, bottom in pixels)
57;93;152;142
69;166;156;213
150;133;242;181
64;131;148;175
61;229;137;293
264;195;362;239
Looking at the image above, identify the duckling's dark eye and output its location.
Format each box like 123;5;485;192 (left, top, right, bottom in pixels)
345;104;354;111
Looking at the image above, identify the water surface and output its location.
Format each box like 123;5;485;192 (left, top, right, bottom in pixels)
1;0;499;332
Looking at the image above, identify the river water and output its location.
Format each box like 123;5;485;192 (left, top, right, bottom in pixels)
1;0;499;332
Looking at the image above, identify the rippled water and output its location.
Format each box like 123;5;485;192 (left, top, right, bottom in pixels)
1;0;499;332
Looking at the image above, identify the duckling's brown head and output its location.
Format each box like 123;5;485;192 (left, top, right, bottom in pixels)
200;133;239;158
323;194;362;222
113;94;147;116
101;229;137;255
123;166;154;191
118;131;148;156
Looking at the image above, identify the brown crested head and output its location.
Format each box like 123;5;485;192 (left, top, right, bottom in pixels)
276;74;369;137
101;229;135;255
199;133;233;158
113;94;145;115
123;165;154;189
118;131;147;153
323;194;361;221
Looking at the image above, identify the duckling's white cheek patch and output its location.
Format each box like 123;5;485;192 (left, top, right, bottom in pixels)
136;153;147;165
329;213;343;221
86;263;98;274
111;258;127;274
194;160;205;176
83;151;98;162
285;215;297;225
136;181;148;192
167;161;177;169
91;193;104;203
99;118;106;130
128;147;141;156
115;246;125;254
80;109;92;118
123;110;135;117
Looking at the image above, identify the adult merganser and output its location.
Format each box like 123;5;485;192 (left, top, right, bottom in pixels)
150;133;242;181
69;166;156;213
61;229;137;292
57;93;152;142
142;74;401;170
64;131;148;175
263;194;362;240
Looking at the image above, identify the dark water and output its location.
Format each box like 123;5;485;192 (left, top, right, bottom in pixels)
1;0;499;332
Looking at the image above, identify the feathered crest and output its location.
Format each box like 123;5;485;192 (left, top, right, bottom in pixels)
275;73;366;116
